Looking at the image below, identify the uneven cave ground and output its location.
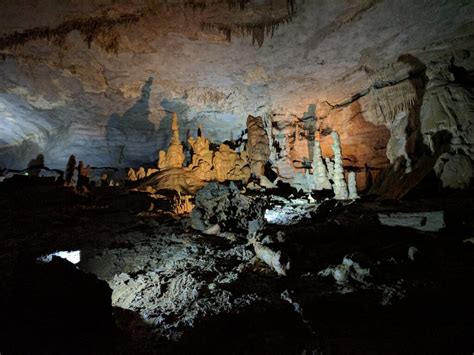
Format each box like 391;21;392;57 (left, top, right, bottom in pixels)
0;178;473;354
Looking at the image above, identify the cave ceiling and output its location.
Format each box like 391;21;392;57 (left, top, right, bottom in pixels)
0;0;473;168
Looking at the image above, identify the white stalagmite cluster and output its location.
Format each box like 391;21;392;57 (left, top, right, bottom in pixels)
312;139;332;190
330;131;349;200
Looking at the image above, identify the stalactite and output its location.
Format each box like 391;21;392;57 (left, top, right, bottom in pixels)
202;14;292;47
184;0;207;12
1;0;297;52
224;0;250;10
236;15;292;47
287;0;296;16
0;13;142;53
201;23;233;42
366;61;424;123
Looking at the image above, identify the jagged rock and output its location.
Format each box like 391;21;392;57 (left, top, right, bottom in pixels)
191;182;266;234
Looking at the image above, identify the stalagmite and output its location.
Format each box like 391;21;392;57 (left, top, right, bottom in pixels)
127;168;137;181
158;113;185;170
312;139;332;190
136;166;146;180
246;115;270;178
188;125;214;181
348;171;359;199
331;131;349;200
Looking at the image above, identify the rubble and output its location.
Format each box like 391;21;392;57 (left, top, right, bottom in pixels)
79;230;261;340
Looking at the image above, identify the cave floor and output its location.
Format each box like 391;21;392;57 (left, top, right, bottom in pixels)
0;178;473;354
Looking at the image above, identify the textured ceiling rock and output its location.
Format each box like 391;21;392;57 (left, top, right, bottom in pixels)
0;0;473;172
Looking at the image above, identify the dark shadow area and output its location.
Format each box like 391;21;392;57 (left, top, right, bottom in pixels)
106;77;156;167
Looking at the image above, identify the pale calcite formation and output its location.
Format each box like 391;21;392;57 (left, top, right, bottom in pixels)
158;113;185;170
331;131;349;200
348;171;359;199
312;139;332;190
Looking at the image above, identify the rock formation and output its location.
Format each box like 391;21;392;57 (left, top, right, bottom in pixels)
348;171;359;199
246;115;270;178
330;131;349;200
213;144;250;182
312;138;332;190
188;126;214;181
158;113;185;170
136;166;146;180
127;168;137;181
191;182;266;233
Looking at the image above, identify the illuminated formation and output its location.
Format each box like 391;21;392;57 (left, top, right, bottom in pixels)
131;113;252;201
330;131;349;200
158;113;185;170
312;138;332;190
188;125;214;181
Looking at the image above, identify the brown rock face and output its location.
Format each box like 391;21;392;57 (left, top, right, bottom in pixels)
246;115;270;177
318;101;391;170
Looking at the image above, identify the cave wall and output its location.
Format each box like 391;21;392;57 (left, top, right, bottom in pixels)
0;0;473;183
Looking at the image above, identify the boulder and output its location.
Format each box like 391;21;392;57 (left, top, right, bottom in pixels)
191;182;266;234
